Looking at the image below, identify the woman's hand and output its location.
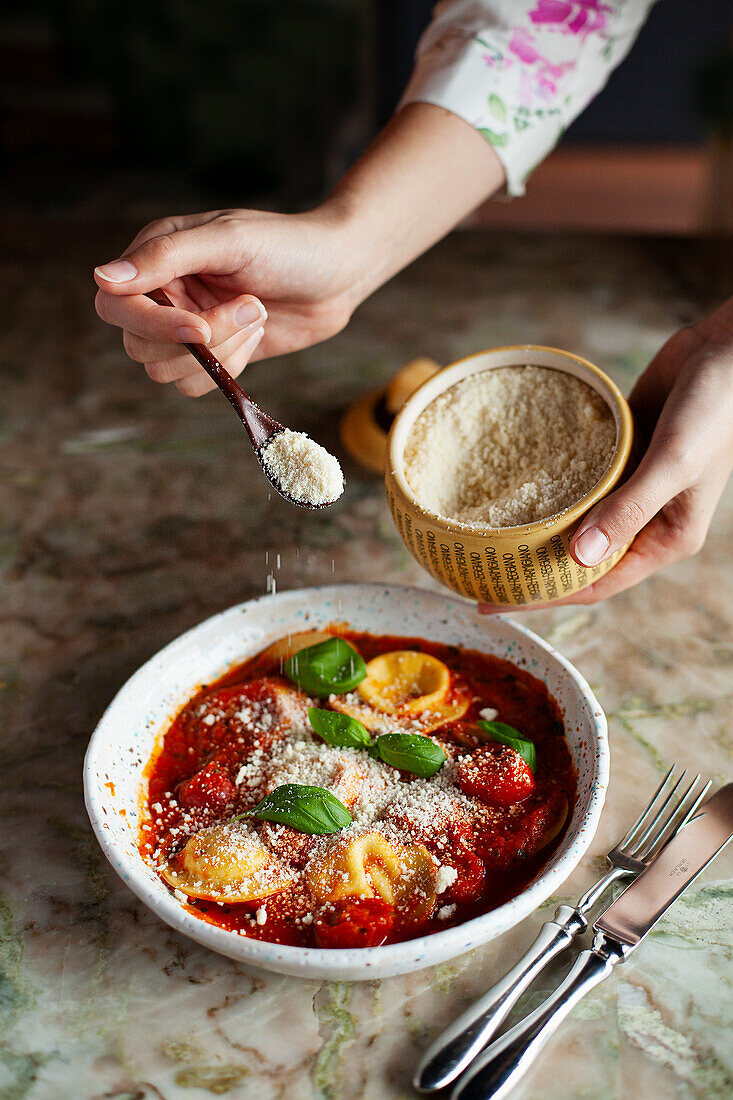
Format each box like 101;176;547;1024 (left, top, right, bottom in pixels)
94;105;505;396
93;206;363;396
480;299;733;611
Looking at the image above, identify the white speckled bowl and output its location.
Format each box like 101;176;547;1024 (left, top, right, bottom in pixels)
84;584;608;981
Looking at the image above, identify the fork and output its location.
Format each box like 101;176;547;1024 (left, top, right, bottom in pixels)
415;767;711;1093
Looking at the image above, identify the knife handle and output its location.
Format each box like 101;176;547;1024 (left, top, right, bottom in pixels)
415;905;587;1092
452;933;628;1100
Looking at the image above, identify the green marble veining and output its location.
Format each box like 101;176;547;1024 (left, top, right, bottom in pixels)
312;983;357;1098
0;224;730;1098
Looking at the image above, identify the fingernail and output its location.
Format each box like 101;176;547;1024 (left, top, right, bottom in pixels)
574;527;610;566
235;302;266;327
94;260;137;283
243;325;264;345
177;325;209;344
243;326;265;353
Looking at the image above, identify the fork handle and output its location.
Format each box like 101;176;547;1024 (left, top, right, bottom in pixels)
414;905;587;1093
452;933;628;1100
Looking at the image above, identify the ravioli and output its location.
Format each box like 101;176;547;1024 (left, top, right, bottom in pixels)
358;651;451;715
328;650;470;731
160;822;294;903
332;673;470;733
304;829;437;919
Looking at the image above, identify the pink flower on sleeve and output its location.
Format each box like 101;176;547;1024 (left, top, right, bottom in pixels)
509;29;574;97
509;29;546;65
529;0;610;37
518;69;535;108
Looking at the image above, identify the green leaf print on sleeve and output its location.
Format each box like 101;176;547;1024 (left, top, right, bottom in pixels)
479;127;509;148
488;94;507;123
475;36;502;61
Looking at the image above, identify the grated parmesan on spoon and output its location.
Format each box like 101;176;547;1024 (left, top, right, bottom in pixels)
260;429;344;507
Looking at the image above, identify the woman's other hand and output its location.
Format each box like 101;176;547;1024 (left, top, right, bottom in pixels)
479;298;733;611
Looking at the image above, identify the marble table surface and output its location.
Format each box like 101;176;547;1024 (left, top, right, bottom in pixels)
1;221;731;1100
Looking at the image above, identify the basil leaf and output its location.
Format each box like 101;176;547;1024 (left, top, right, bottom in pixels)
308;707;372;749
284;637;367;697
252;783;352;835
371;733;446;778
477;720;537;774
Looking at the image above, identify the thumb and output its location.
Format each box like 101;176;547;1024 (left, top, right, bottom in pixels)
570;439;686;567
94;223;232;294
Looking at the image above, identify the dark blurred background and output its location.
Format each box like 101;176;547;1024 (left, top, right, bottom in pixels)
1;0;732;232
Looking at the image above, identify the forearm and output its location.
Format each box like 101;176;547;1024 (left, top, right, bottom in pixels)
321;103;505;307
92;107;502;380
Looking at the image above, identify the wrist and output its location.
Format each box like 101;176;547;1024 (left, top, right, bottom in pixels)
297;198;376;313
307;182;407;311
307;103;505;308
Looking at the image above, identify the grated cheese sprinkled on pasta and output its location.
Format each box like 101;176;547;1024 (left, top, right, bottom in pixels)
146;667;555;934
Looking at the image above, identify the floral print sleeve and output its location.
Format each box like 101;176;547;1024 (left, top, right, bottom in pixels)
400;0;658;196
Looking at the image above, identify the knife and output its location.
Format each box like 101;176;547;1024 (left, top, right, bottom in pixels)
451;783;733;1100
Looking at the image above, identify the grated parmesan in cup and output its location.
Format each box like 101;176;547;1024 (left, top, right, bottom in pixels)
260;429;344;506
403;366;616;528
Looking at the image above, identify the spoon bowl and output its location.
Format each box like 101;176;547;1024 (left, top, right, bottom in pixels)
146;288;341;508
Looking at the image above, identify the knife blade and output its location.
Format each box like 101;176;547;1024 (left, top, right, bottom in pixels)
452;783;733;1100
595;782;733;946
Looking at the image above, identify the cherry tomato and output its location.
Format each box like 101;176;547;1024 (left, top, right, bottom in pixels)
456;745;535;806
195;677;296;756
424;819;487;904
314;898;394;948
442;844;486;904
177;762;236;814
439;720;483;749
514;787;568;857
477;786;567;868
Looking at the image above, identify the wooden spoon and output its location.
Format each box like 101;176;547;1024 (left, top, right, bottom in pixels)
145;288;340;508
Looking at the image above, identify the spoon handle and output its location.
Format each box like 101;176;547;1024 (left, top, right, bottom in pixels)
145;288;246;409
144;288;278;449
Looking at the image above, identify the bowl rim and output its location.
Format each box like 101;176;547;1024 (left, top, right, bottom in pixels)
84;582;609;976
387;344;634;538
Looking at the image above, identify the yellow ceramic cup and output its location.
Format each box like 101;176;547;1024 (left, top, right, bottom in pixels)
385;345;634;606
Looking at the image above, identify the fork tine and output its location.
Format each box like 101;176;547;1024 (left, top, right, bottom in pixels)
625;768;690;857
681;778;712;824
614;765;677;851
641;776;712;861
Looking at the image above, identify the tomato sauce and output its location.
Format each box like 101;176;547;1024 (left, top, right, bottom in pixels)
139;631;577;948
